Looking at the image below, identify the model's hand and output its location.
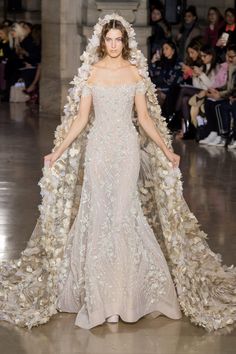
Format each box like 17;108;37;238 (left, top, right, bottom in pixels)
44;151;61;168
165;150;180;168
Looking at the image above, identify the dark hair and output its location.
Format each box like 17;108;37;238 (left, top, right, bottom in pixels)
207;7;224;23
2;19;13;26
97;20;130;60
19;21;33;29
185;37;204;66
187;36;204;52
226;44;236;54
150;1;164;14
31;24;41;46
200;44;217;74
185;5;198;19
179;6;198;34
151;4;164;16
160;40;178;66
150;3;171;33
225;8;236;21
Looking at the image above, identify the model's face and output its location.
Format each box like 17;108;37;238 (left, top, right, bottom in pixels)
184;12;196;24
225;11;235;25
226;50;236;65
188;48;199;61
104;29;123;58
151;9;162;22
162;44;175;59
208;10;218;24
200;52;213;64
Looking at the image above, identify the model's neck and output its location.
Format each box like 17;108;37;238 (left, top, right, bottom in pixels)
102;55;127;69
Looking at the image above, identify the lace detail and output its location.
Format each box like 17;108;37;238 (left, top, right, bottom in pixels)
57;83;181;329
81;84;92;97
135;80;146;95
1;12;236;333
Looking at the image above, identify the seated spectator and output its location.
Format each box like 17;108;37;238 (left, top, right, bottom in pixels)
149;40;183;123
192;45;227;90
0;25;12;97
10;22;41;99
188;46;228;133
2;19;13;27
176;43;228;139
19;21;32;36
148;4;171;60
181;36;204;83
216;8;236;62
0;25;11;61
199;44;236;146
0;24;21;101
176;5;202;61
175;38;203;136
217;95;236;149
204;7;225;47
24;24;41;103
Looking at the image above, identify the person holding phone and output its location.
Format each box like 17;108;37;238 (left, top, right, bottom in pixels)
204;7;225;47
199;44;236;146
148;4;171;61
216;8;236;62
148;40;183;126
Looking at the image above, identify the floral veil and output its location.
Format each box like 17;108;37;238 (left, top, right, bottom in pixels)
0;13;235;331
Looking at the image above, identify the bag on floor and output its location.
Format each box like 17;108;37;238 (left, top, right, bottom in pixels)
10;80;30;103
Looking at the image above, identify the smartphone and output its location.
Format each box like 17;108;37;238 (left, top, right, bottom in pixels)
221;32;229;46
155;49;160;59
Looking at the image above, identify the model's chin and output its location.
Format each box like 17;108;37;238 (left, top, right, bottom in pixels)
107;52;122;58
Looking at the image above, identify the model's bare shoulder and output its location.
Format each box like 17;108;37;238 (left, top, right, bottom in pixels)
92;60;107;69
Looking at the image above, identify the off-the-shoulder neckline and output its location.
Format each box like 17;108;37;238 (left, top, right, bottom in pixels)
85;80;144;89
92;64;133;71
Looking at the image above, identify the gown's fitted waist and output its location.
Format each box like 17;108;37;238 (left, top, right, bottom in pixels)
89;117;139;138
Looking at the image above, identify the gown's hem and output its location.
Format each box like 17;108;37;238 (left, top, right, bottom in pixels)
58;301;182;330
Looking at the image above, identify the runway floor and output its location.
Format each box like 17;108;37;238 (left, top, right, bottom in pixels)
0;102;235;354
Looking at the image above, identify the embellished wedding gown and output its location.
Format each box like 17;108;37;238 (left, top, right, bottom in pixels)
56;81;182;329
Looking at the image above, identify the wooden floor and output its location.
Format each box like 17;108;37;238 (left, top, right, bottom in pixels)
0;102;235;354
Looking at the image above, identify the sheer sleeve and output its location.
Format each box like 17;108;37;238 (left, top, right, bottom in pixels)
81;83;92;97
135;80;146;95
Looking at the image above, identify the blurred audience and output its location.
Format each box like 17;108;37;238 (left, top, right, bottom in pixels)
176;6;202;61
149;40;183;122
147;4;236;149
0;3;236;142
199;44;236;147
216;8;236;62
148;3;171;60
0;20;41;103
204;7;225;47
175;38;204;137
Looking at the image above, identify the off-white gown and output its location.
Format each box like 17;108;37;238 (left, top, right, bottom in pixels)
56;81;182;329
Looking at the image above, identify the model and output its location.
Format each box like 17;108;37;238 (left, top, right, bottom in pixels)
0;13;235;332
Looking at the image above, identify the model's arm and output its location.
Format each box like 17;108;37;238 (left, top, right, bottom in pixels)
44;92;92;167
134;91;180;168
